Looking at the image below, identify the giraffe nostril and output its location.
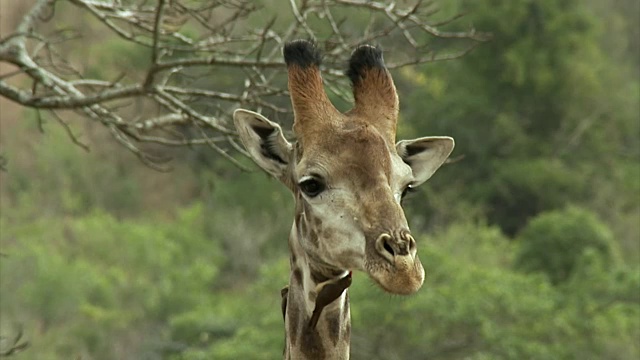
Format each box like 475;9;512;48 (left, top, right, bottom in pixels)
375;234;395;263
383;239;395;256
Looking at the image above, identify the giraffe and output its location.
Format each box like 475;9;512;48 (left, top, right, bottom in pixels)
233;40;454;359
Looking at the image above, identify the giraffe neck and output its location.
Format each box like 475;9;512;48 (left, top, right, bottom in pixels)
283;223;351;360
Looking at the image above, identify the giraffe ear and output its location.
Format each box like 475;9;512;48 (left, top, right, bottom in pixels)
234;109;292;179
396;136;455;186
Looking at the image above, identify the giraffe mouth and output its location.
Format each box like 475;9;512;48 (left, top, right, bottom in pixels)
363;232;424;294
368;255;425;295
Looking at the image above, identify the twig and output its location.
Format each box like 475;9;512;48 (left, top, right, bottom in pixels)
0;0;488;171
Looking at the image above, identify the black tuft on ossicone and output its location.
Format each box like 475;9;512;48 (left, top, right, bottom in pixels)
283;40;322;68
347;45;386;85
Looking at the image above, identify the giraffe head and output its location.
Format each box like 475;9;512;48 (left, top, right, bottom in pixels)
234;40;454;295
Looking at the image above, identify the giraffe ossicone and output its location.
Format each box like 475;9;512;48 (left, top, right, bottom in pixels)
234;40;454;359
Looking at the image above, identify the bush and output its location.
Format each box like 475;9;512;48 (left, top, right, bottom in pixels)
0;203;222;359
515;206;617;284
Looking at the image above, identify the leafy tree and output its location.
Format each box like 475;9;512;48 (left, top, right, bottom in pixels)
515;206;618;284
399;0;640;240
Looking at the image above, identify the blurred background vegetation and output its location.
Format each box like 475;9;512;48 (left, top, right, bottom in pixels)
1;0;639;359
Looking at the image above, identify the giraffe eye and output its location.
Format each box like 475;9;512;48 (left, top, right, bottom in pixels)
401;184;416;201
299;178;325;197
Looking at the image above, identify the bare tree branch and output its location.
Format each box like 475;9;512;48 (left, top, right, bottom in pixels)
0;0;489;168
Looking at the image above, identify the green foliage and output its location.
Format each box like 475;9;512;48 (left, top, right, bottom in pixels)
483;158;585;235
349;222;639;359
398;0;640;241
167;258;288;360
2;180;638;359
0;202;222;358
515;206;618;284
557;249;640;359
2;117;141;217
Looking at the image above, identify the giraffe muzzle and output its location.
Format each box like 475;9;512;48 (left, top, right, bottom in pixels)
370;231;424;294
